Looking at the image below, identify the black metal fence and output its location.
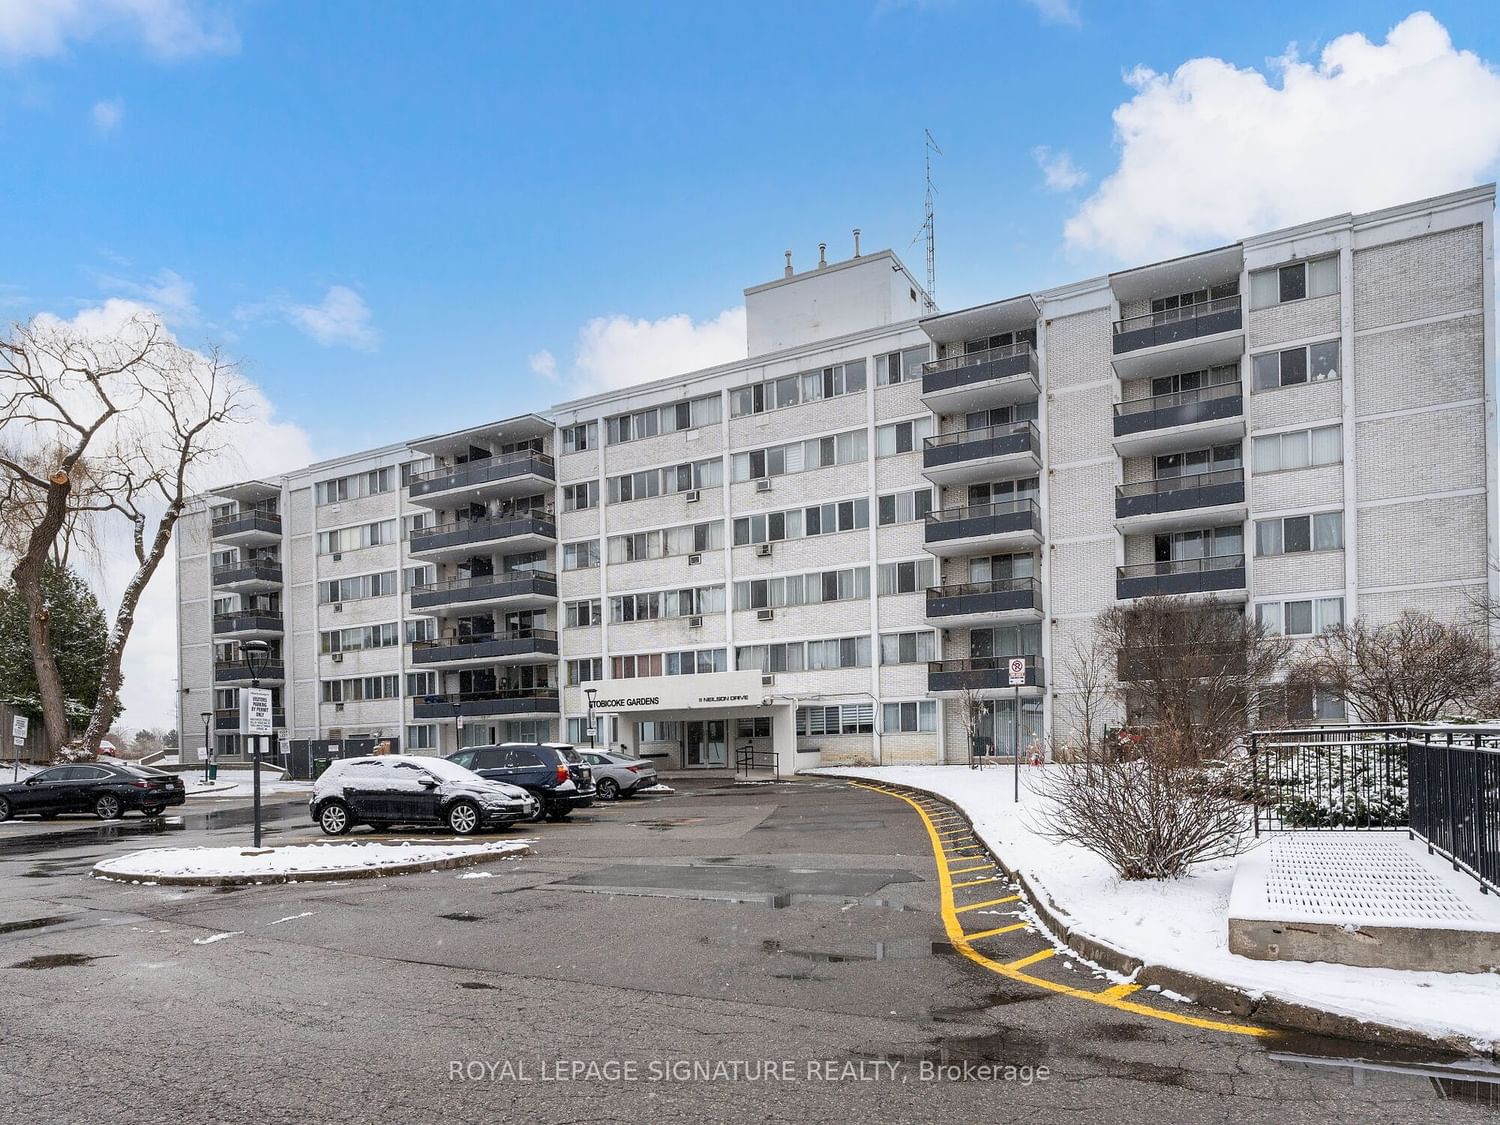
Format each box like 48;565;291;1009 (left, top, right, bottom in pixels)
1250;724;1499;895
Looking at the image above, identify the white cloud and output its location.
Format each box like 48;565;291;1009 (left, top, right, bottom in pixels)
543;306;747;397
90;97;123;133
528;349;559;381
0;0;238;62
1064;11;1500;262
96;266;196;325
1033;145;1087;191
286;286;379;351
1025;0;1080;27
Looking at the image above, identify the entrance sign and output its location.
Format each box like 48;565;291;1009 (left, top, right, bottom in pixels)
581;670;763;713
11;714;27;747
241;687;274;735
1007;658;1028;686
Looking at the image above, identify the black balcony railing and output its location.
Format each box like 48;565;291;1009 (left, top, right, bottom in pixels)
1113;381;1243;438
409;569;558;610
412;688;561;720
923;420;1040;473
1115;467;1245;521
407;450;555;497
926;576;1041;619
212;611;285;635
210;561;282;587
411;628;560;665
1116;644;1248;681
214;662;286;683
409;512;556;555
925;498;1042;547
1115;554;1246;600
211;511;281;538
922;342;1039;397
1112;295;1243;355
928;656;1045;693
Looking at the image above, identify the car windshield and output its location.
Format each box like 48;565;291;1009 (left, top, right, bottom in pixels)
119;765;164;778
415;757;482;783
556;747;584;764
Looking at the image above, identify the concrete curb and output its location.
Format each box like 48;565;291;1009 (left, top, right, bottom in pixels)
854;777;1492;1059
90;843;533;887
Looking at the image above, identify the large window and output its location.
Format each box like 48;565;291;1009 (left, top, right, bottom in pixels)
1256;597;1344;637
567;657;603;686
406;671;437;697
796;703;875;735
562;481;599;511
317;520;397;555
319;571;398;603
737;636;870;673
611;586;726;622
875;416;935;457
877;559;936;596
561;421;597;453
732;498;869;546
565;599;602;627
609;459;722;502
1252;340;1341;390
731;430;866;482
606;394;721;444
733;566;869;611
404;725;436;751
882;700;937;733
1252;425;1342;473
608;521;722;564
611;649;727;679
315;467;394;506
877;488;934;526
1249;256;1339;309
880;631;937;665
730;360;867;417
1255;512;1344;556
319;622;399;654
562;540;601;571
320;675;400;703
637;721;682;743
876;345;931;386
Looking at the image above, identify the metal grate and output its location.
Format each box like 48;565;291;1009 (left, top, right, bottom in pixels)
1260;834;1481;925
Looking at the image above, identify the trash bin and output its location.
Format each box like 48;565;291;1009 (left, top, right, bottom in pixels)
312;757;331;778
208;763;219;781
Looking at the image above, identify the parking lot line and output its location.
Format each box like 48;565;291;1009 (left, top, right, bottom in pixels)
954;895;1020;913
1003;948;1056;969
965;922;1030;940
951;875;1000;887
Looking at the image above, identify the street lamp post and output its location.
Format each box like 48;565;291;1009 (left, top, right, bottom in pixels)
584;687;598;748
239;639;271;848
199;710;212;783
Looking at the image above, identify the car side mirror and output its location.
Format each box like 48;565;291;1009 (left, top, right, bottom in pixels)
24;776;39;785
418;776;438;789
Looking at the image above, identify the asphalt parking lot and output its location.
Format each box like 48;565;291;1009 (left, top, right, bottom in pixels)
1;778;1494;1124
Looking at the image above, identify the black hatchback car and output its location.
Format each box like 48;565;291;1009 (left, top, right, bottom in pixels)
445;743;595;822
0;763;186;822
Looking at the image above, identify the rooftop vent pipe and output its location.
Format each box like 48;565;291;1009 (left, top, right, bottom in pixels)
784;250;793;278
853;229;861;258
818;242;828;269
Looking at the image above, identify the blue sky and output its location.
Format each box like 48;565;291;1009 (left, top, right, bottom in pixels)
7;0;1500;460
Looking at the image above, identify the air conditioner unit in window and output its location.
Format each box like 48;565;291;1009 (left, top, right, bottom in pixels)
333;603;344;613
687;615;704;629
334;702;344;712
331;652;343;663
756;543;773;558
755;478;773;493
757;608;775;622
684;489;700;503
761;674;776;687
687;552;703;566
332;553;342;561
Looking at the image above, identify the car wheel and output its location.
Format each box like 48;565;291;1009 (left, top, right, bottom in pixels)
527;795;549;824
94;794;122;821
447;800;480;836
0;796;10;823
318;800;351;836
596;778;620;802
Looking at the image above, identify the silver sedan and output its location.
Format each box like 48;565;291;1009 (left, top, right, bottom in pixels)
577;750;659;800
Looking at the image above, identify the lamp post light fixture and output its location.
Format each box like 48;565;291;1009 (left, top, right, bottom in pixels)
199;710;212;783
239;639;272;848
583;686;598;748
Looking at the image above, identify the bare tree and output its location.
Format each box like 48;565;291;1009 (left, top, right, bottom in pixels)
1293;610;1497;723
1055;631;1113;756
955;683;990;767
0;312;242;755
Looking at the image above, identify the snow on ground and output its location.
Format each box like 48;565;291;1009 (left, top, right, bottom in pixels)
93;839;532;882
635;784;675;794
181;776;313;797
815;764;1500;1048
3;763;39;781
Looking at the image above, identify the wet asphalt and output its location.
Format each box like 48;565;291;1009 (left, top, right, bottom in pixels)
0;778;1496;1124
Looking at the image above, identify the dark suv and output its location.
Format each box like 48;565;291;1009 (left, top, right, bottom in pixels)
445;743;594;822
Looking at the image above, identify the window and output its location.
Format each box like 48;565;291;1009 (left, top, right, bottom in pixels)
882;701;937;733
405;725;436;751
1250;256;1339;309
317;520;397;555
1149;282;1238;323
561;421;597;453
321;675;400;703
612;653;662;679
562;481;599;512
876;345;931;386
315;467;393;506
607;521;723;564
795;703;875;736
875;416;935;457
637;721;682;743
736;642;805;673
970;623;1042;659
1256;512;1344;556
806;636;871;670
612;586;725;622
877;559;935;596
737;717;772;739
319;622;400;653
567;657;603;686
606;395;719;443
405;618;436;643
1256;597;1344;636
563;540;600;571
403;565;434;592
733;498;868;546
319;571;398;603
959;328;1036;356
1282;683;1348;722
1252;340;1341;390
401;513;431;540
1252;425;1342;473
877;488;934;526
730;430;866;482
880;631;937;665
730;360;868;417
609;459;722;502
406;672;437;697
733;566;869;610
565;599;602;628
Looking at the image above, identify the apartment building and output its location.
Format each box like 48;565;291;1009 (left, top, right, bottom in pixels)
175;185;1497;774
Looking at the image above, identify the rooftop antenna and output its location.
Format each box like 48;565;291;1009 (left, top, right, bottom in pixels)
910;130;941;310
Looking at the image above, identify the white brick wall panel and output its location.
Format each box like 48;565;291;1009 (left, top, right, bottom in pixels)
1047;385;1115;464
734;531;869;575
179;511;211;559
605;429;721;475
729;394;864;446
1355;405;1486;502
876;521;925;558
1254;551;1345;596
559;626;601;658
729;462;868;516
1122;534;1154;567
1046;308;1113;390
1050;462;1117;538
1357;495;1488;588
1352;224;1484;331
809;735;879;766
1051;539;1118;614
1249;381;1343;430
875;452;924;492
604;552;725;593
609;615;727;651
1248;293;1341;348
320;595;400;628
875;380;924;421
318;543;401;581
604;492;715;536
558;450;600;484
1356;584;1485;628
1354;314;1486;416
878;734;940;764
1252;464;1344;512
558;509;602;540
180;560;210;604
877;592;929;631
290;489;315;536
315;493;394;530
877;664;930;697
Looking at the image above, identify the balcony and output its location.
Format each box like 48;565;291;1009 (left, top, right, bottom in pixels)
211;510;281;546
1110;296;1244;381
1117;645;1247;682
408;513;556;561
922;421;1041;488
211;611;284;639
1112;382;1244;456
213;661;286;686
921;342;1040;414
925;576;1042;628
924;499;1042;558
1114;468;1246;534
409;569;557;613
411;628;560;667
406;450;555;506
214;708;285;732
1115;554;1247;602
412;688;561;720
928;656;1046;694
210;561;282;592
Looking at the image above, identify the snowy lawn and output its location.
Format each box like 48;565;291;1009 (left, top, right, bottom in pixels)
93;839;532;884
181;776;313;797
815;764;1500;1049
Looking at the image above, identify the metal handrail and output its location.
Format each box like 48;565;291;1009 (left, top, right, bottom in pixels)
924;420;1038;450
1114;379;1241;415
212;510;280;528
926;497;1040;524
924;340;1035;374
409;569;557;594
735;743;776;774
421;688;560;705
1116;467;1244;498
1113;293;1241;334
211;560;281;577
928;656;1040;673
213;610;284;623
411;512;554;538
411;628;559;650
927;576;1040;598
408;447;553;485
1116;553;1245;579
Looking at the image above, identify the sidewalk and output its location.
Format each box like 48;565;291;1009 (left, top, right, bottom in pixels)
814;764;1500;1052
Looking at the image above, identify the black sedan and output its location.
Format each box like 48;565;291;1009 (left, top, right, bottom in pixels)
0;763;186;822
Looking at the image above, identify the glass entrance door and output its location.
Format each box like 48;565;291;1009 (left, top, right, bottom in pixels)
683;720;727;767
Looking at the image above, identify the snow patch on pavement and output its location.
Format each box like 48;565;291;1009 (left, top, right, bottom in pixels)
93;840;531;882
192;932;242;946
